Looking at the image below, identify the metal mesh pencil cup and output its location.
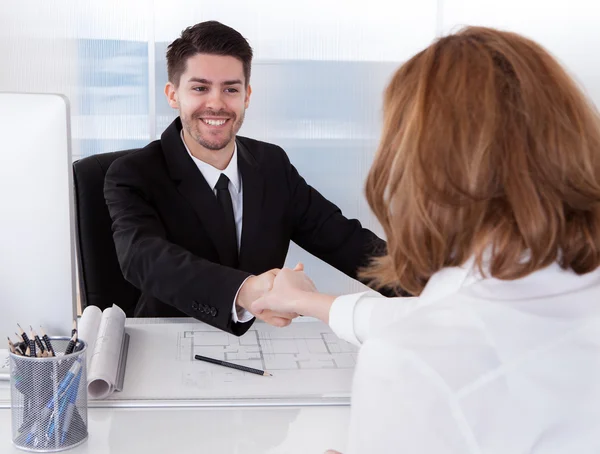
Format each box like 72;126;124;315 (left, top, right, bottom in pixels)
9;338;88;452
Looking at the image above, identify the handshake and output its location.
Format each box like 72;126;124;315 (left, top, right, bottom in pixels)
235;263;324;327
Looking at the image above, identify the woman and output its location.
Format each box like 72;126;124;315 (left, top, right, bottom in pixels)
253;26;600;453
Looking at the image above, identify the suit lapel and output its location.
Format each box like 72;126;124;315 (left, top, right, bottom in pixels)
237;139;264;267
161;118;232;264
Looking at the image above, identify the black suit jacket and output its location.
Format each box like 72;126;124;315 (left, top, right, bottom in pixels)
104;118;387;336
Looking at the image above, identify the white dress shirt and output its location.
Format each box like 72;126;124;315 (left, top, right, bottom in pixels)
329;260;600;453
181;132;253;323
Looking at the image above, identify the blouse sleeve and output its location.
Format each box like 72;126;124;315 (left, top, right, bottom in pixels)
328;292;420;346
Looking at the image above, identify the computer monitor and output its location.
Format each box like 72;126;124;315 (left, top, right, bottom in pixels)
0;93;76;339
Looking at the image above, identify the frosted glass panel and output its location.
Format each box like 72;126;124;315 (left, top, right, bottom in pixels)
153;1;438;294
0;1;151;160
154;0;437;61
3;0;599;299
442;0;600;105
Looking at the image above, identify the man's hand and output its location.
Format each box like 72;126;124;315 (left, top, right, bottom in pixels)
236;268;299;327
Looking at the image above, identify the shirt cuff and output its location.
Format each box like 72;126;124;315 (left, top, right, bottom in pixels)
329;291;380;346
231;276;255;324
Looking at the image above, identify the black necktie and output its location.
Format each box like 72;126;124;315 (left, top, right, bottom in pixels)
215;173;239;268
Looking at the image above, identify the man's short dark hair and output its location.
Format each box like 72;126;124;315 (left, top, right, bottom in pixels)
166;21;253;87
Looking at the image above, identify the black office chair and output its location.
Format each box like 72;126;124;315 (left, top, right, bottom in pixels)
72;150;140;316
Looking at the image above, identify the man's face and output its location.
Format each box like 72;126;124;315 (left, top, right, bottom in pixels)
166;53;251;152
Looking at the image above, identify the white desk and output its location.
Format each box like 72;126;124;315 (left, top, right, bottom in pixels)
0;318;352;453
0;406;349;453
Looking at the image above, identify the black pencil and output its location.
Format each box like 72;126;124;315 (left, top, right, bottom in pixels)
16;323;30;347
194;354;272;376
30;326;45;354
10;335;24;355
39;327;56;357
7;336;19;355
28;338;36;358
64;332;77;355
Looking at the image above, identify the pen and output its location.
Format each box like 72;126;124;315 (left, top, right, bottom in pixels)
47;366;82;440
194;354;272;377
60;369;82;444
29;360;80;443
46;384;69;439
60;401;76;445
56;361;81;396
25;420;39;446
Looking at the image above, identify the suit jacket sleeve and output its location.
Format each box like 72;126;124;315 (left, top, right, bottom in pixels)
282;151;391;291
104;156;253;335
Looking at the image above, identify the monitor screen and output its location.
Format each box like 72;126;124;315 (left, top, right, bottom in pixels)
0;93;76;340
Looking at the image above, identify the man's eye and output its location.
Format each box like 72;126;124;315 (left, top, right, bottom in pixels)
225;88;239;93
193;87;207;92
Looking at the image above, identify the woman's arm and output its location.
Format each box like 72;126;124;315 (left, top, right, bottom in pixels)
251;267;419;345
251;267;336;323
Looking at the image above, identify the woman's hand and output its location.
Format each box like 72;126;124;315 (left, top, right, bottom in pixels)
250;264;335;323
274;263;318;294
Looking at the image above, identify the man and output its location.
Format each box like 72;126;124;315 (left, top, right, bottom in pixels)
104;21;389;336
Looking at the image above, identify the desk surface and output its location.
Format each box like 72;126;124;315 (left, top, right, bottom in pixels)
0;318;352;452
0;406;349;453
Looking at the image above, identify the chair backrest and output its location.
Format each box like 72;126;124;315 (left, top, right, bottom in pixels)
72;150;140;316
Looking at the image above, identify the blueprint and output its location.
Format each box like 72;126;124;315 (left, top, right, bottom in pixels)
105;319;357;403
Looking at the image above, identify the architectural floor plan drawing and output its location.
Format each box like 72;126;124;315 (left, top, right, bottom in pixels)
110;319;357;403
177;324;358;372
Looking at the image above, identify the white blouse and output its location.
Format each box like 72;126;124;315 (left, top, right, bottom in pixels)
329;261;600;454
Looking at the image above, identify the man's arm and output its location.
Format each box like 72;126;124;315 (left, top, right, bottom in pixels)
282;152;400;296
104;157;253;334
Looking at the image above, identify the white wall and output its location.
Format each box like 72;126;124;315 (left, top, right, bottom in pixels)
442;0;600;105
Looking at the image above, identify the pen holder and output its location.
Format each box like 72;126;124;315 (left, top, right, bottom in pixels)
9;338;88;452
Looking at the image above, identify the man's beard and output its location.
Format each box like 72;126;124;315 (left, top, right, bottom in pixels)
183;109;245;151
